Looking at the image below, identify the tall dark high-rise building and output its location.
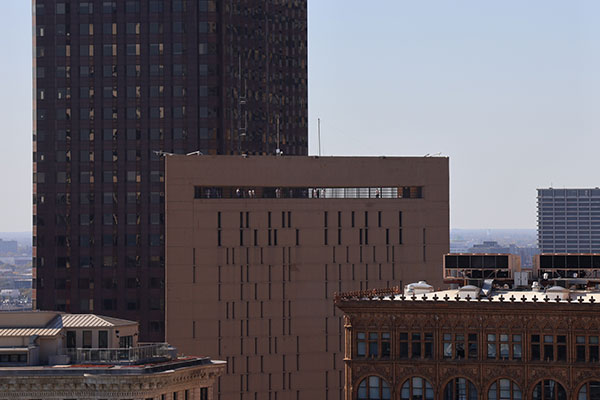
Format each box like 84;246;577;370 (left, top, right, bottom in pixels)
32;0;308;341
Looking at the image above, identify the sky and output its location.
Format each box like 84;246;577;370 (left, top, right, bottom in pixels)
0;1;598;232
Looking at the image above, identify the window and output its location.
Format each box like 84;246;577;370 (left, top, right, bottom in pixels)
488;379;521;400
103;44;117;56
531;334;566;362
200;388;208;400
82;330;92;348
532;379;566;400
66;331;76;348
98;331;108;349
443;378;477;400
578;381;600;400
173;0;186;12
127;44;140;56
356;332;390;359
399;186;423;199
173;64;186;76
357;376;391;400
173;43;185;54
399;332;433;359
150;64;164;76
56;3;67;14
401;377;434;400
126;1;140;13
487;333;522;360
443;333;477;360
56;45;71;57
80;23;93;35
103;1;116;13
576;335;600;362
79;2;93;14
149;0;164;12
173;22;185;33
150;43;164;55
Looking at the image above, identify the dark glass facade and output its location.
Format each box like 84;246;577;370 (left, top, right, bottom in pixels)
33;0;307;341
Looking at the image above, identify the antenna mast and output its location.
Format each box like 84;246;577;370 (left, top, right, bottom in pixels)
318;118;322;156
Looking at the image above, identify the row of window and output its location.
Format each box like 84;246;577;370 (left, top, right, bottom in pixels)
357;375;596;400
55;277;164;290
36;171;164;184
37;42;215;58
195;186;422;200
36;255;164;269
35;128;217;142
40;213;164;224
38;85;215;100
38;21;210;36
35;63;215;79
217;210;402;229
356;331;600;362
539;189;600;197
37;233;163;248
36;192;164;206
35;1;215;16
37;106;218;121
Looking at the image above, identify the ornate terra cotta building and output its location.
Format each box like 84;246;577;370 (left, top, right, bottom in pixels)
335;285;600;400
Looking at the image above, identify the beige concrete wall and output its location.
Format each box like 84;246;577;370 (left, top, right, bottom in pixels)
165;155;449;400
0;361;224;400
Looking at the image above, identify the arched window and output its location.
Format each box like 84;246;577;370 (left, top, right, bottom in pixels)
532;379;567;400
443;377;477;400
401;377;434;400
358;376;391;400
488;379;522;400
578;381;600;400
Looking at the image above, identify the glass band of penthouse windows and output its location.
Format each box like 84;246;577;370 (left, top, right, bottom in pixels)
194;186;423;199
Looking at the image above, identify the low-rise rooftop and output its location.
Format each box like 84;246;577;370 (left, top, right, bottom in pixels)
334;285;600;304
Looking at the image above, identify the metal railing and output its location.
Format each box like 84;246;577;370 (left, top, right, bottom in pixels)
61;343;171;364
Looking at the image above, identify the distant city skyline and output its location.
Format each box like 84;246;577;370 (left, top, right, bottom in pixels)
1;1;599;231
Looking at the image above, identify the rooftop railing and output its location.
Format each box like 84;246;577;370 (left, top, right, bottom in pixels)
61;343;172;364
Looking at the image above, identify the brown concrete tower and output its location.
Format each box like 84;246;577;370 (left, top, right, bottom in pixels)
165;155;449;400
32;0;307;342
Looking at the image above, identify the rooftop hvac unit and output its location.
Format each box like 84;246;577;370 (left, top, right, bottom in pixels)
514;271;529;287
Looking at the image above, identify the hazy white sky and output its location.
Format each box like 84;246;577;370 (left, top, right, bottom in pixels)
0;1;598;232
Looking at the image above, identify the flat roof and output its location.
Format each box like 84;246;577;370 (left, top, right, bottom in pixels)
165;155;449;188
0;357;225;376
335;288;600;304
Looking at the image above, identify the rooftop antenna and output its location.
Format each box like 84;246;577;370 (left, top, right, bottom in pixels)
318;118;322;156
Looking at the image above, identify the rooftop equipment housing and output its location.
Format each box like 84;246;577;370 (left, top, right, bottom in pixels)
534;254;600;285
443;253;521;287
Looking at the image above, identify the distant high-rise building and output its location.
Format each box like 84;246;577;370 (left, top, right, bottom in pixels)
537;188;600;253
0;239;18;254
32;0;308;341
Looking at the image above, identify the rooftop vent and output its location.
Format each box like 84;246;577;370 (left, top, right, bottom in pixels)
545;286;570;300
481;279;494;297
458;285;481;300
404;281;434;296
